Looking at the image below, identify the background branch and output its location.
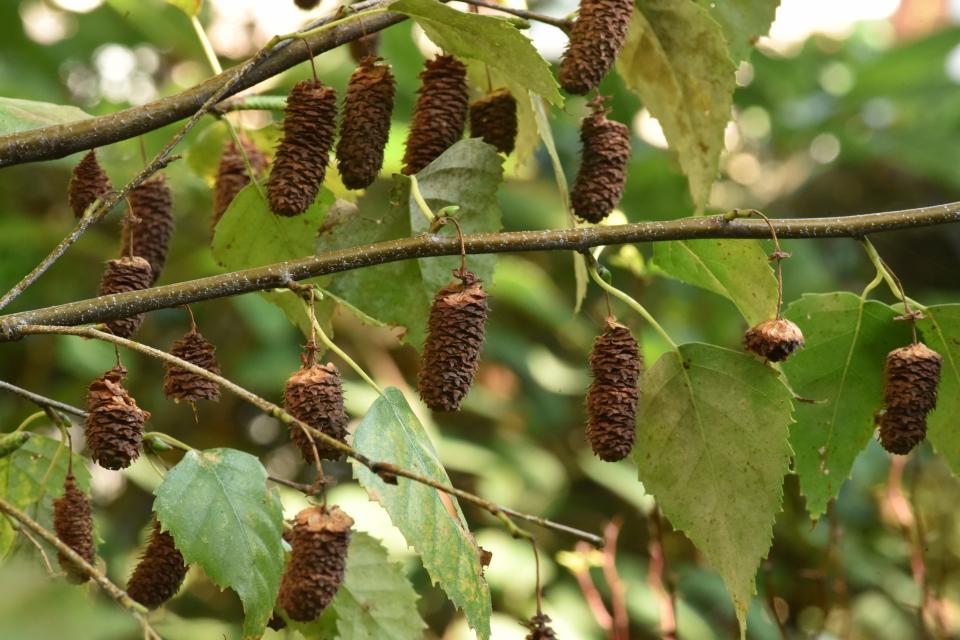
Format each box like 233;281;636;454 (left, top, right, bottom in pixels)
1;203;958;336
0;380;87;417
15;324;603;547
0;497;160;639
0;0;404;168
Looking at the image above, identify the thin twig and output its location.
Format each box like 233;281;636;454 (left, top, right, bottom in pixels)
456;0;572;31
0;496;161;639
3;204;960;337
572;541;614;632
602;520;629;640
15;324;603;546
0;380;86;417
648;509;677;640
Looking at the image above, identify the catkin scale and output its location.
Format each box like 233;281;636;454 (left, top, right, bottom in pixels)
336;56;396;189
469;89;518;155
570;99;630;223
524;613;558;640
267;80;338;217
213;138;268;227
877;342;942;455
68;150;112;218
558;0;634;95
163;329;221;403
284;362;348;462
586;319;642;462
53;473;95;584
84;365;150;470
121;174;174;284
402;55;469;175
744;319;805;363
97;256;153;338
278;506;353;622
418;271;488;412
126;519;188;609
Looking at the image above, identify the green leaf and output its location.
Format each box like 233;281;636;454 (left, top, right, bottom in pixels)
616;2;737;212
390;0;562;106
352;388;492;640
289;532;426;640
0;97;91;137
0;434;90;563
211;181;334;336
694;0;780;63
317;139;503;349
154;448;284;639
531;96;587;313
782;293;911;517
165;0;202;16
635;344;793;631
917;305;960;473
653;239;777;325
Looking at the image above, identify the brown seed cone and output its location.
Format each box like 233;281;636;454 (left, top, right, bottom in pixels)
586;318;642;462
744;318;805;363
417;270;488;412
402;55;469;175
84;365;150;470
524;613;558;640
278;505;353;622
53;472;95;584
469;89;518;155
97;256;153;338
213;137;269;228
69;150;112;219
121;174;174;285
163;329;222;403
570;99;630;223
349;32;381;62
882;343;942;413
284;361;349;462
267;80;338;217
876;342;943;455
558;0;634;95
294;0;320;8
336;56;396;190
126;519;188;609
878;408;928;455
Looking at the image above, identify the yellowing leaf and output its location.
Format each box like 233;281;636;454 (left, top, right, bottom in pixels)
636;344;793;633
165;0;203;17
616;2;736;212
352;389;492;639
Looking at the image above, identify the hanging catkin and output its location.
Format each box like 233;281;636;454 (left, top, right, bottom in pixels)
336;56;396;189
163;329;221;403
744;318;805;363
570;98;630;223
293;0;320;8
121;174;174;285
524;613;558;640
418;270;488;412
402;55;469;175
84;364;150;470
213;137;268;227
284;360;348;462
126;519;188;609
349;32;380;62
97;256;153;338
469;88;518;155
267;80;338;217
558;0;634;95
53;472;95;584
68;150;112;219
586;318;642;462
278;505;353;622
877;342;942;455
